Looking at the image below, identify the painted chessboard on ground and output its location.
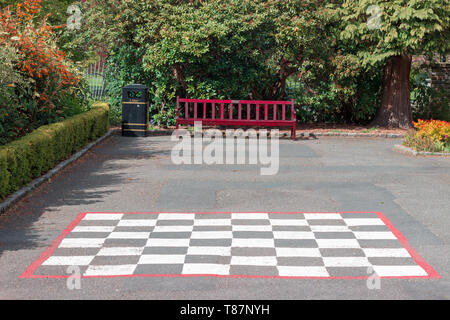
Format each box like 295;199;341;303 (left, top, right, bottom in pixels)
21;212;440;279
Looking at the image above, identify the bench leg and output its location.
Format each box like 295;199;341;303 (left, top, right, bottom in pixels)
292;125;296;141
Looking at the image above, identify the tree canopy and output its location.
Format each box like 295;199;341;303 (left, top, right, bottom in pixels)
37;0;450;126
341;0;449;67
78;0;340;100
340;0;449;127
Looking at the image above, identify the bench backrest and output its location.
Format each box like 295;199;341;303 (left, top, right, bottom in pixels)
176;98;296;122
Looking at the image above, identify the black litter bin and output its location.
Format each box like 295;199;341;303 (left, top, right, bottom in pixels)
122;84;149;137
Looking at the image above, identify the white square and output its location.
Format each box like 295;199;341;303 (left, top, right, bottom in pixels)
354;232;396;240
43;256;95;266
97;247;144;256
191;231;232;239
277;266;329;277
153;225;193;232
273;231;315;239
84;264;137;276
323;257;371;267
304;213;342;220
372;265;427;277
117;219;156;227
275;248;321;257
270;219;307;226
146;238;190;247
232;225;272;231
232;213;268;220
72;226;115;232
187;246;231;256
310;225;350;232
108;232;150;239
182;263;230;275
316;239;361;248
231;256;277;266
83;214;123;220
158;213;195;220
194;219;231;226
344;218;384;226
232;238;274;248
138;254;185;264
59;238;105;248
363;248;411;257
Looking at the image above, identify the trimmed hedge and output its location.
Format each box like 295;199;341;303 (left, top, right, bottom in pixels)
0;102;109;200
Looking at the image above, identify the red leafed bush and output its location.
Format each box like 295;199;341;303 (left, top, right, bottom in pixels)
0;0;79;104
0;0;83;144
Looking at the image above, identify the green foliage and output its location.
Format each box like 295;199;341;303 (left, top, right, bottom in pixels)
0;43;28;144
70;0;448;126
135;0;320;100
410;70;449;121
341;0;450;67
285;9;383;124
102;45;151;125
73;0;335;125
0;80;91;145
0;102;109;200
288;64;382;123
151;103;177;128
0;0;88;61
338;0;449;127
56;88;91;118
0;0;90;145
0;42;24;91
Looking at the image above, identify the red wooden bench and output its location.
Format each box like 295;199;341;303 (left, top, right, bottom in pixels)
176;98;297;140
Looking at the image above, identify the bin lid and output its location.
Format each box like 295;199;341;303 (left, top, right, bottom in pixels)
123;84;148;90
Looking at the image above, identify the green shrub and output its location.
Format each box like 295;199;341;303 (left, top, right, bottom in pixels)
411;85;450;121
103;46;152;126
287;53;383;124
0;102;109;200
410;69;450;121
151;102;177;128
73;0;338;125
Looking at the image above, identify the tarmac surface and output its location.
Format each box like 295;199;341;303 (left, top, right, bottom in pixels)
0;132;449;299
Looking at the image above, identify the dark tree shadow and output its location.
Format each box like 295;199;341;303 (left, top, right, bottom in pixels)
0;133;172;256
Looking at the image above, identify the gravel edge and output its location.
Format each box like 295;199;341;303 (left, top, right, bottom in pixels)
393;144;450;157
299;132;404;138
0;129;115;215
143;130;405;139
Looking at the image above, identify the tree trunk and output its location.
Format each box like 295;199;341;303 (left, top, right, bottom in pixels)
372;54;413;128
172;64;187;97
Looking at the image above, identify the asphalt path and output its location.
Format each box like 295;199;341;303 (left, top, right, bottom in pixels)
0;132;449;299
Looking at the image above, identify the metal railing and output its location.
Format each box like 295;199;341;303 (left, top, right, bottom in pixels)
83;59;107;98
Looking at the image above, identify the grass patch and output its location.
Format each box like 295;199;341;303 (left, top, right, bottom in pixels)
360;127;378;133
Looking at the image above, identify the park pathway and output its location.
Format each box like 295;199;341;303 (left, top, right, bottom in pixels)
0;133;449;299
